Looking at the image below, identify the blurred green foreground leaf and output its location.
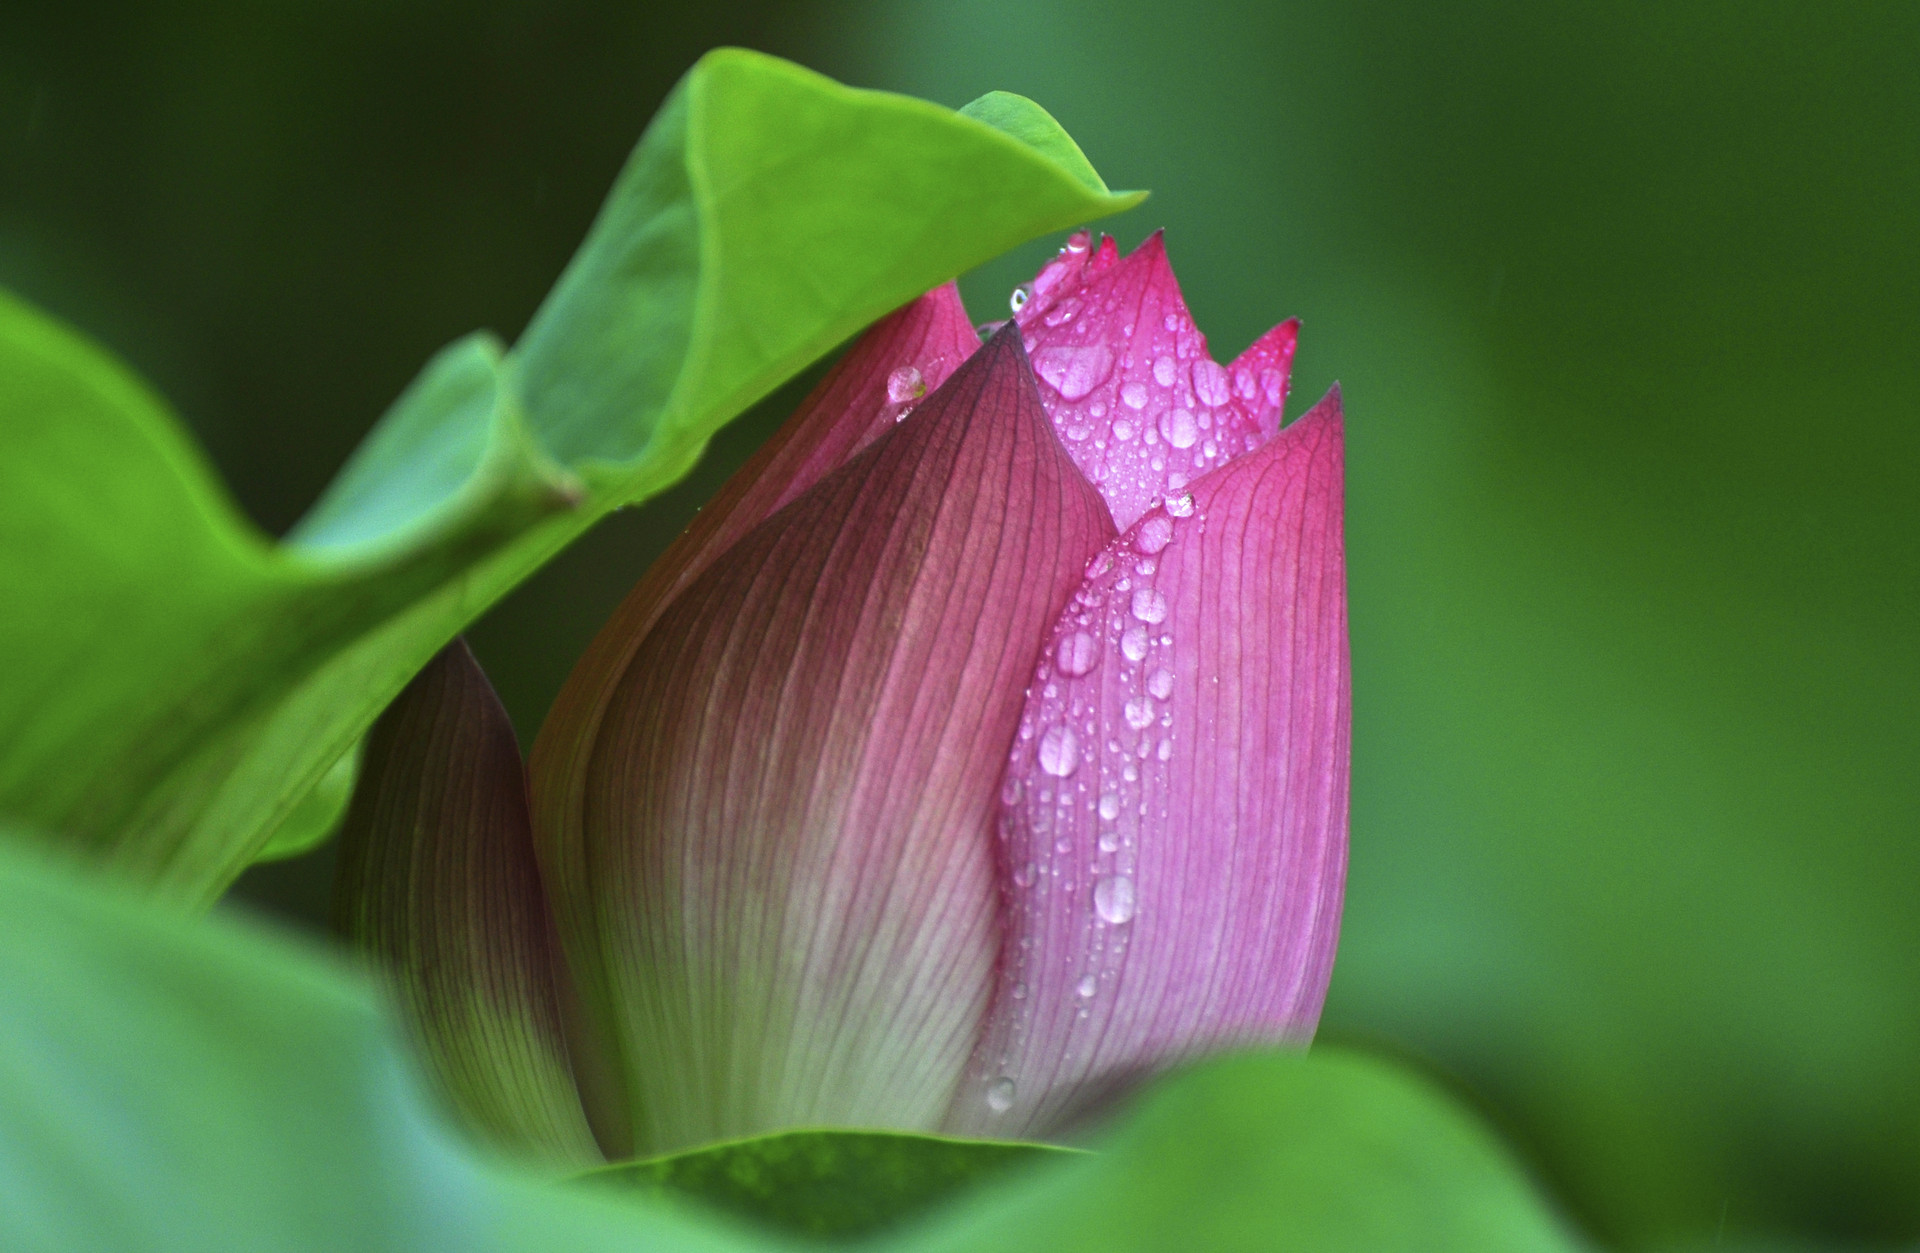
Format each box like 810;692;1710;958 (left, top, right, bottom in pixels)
0;50;1142;905
0;834;1581;1251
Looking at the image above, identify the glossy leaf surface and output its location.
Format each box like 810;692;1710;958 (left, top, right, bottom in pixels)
0;49;1141;905
902;1050;1582;1253
588;1131;1067;1241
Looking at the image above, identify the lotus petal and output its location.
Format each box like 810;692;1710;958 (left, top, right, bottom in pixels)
333;640;599;1167
948;388;1348;1138
541;329;1115;1155
528;285;978;1055
1014;231;1297;530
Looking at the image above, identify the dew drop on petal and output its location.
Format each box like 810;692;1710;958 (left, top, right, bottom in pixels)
1157;738;1174;762
1112;419;1135;441
1124;696;1156;730
1166;493;1196;518
1032;345;1115;400
1233;363;1260;401
1135;514;1174;554
1098;792;1121;821
1120;625;1150;662
1152;355;1177;387
1042;298;1081;327
1057;631;1100;677
1038;725;1081;777
1011;981;1028;1000
1010;286;1031;313
1065;229;1092;253
1012;862;1037;888
1131;587;1170;624
1120;382;1149;410
1191;359;1231;407
1098;830;1120;854
1076;974;1098;999
886;365;925;404
1094;876;1137;925
1147;667;1175;700
987;1077;1017;1112
1159;408;1199;449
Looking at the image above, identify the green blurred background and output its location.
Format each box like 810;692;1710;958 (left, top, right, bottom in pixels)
3;2;1915;1247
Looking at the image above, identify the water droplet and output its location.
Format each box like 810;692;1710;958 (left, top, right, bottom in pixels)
1123;763;1139;783
1032;345;1115;400
1147;667;1175;700
1124;696;1156;730
1098;792;1121;821
1135;515;1174;554
1157;738;1174;762
1120;382;1149;410
1011;981;1028;1000
1159;408;1199;449
1191;359;1231;407
1038;725;1081;777
1076;974;1098;998
1164;312;1182;332
1001;777;1023;806
1057;631;1100;677
1094;876;1137;925
1152;355;1177;387
1098;830;1120;854
987;1077;1017;1112
1042;298;1081;327
1233;363;1260;401
886;365;925;404
1120;625;1150;662
1260;368;1285;405
1066;229;1092;253
1112;419;1135;441
1012;862;1037;888
1131;587;1169;624
1010;286;1031;313
1166;493;1196;518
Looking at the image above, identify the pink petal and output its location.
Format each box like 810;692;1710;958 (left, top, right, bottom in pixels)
1018;228;1121;318
947;388;1348;1139
334;641;600;1166
537;329;1115;1155
530;284;979;979
1013;231;1298;531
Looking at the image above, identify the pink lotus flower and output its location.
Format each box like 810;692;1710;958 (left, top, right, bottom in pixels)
335;232;1348;1164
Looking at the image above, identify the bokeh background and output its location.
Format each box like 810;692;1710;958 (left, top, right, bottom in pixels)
3;2;1915;1247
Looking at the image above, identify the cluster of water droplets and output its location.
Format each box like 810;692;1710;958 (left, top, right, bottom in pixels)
1009;234;1286;529
981;490;1202;1115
